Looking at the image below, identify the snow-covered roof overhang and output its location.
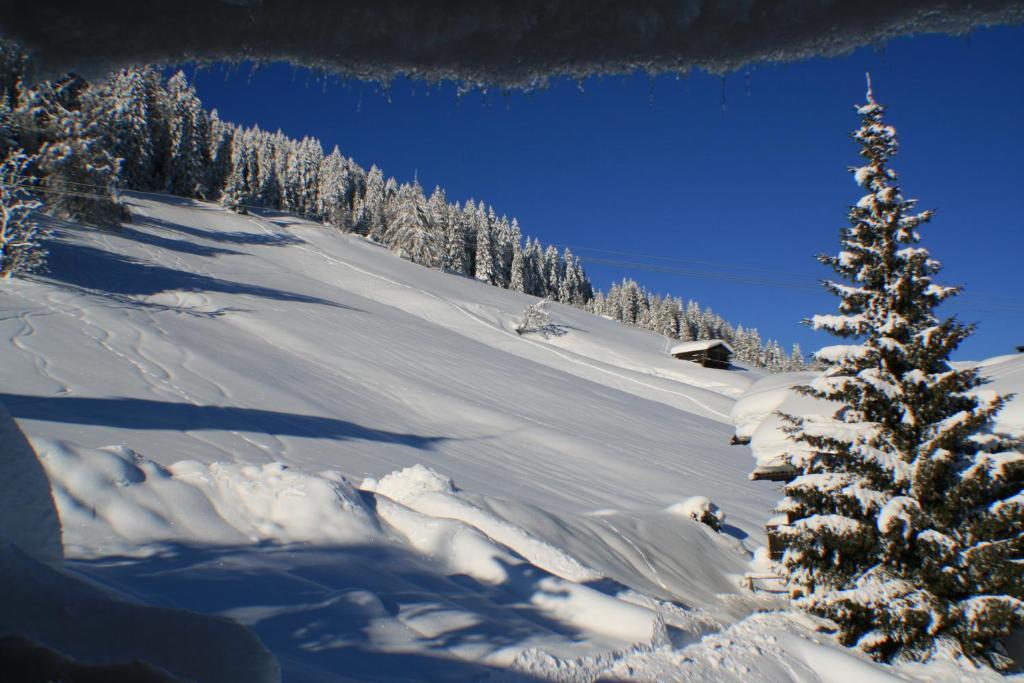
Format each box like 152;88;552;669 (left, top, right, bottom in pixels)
669;339;734;356
3;1;1022;87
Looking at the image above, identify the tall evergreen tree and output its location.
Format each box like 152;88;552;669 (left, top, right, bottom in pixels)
220;126;256;212
101;68;158;190
777;79;1022;668
788;343;806;372
317;147;352;228
254;128;281;208
282;136;322;218
526;238;545;296
441;203;467;273
474;209;496;284
509;240;527;293
15;77;124;224
543;245;561;297
360;165;387;238
207;109;235;195
386;181;439;266
164;71;210;198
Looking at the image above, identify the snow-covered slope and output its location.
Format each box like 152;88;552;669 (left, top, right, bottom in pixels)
2;194;1019;681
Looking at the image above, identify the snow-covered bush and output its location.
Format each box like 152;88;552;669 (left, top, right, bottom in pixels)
0;148;46;278
669;496;725;532
515;300;555;336
777;78;1023;669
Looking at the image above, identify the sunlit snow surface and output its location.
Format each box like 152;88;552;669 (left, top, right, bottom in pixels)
2;194;1019;681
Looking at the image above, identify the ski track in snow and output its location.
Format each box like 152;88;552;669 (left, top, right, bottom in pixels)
599;518;669;592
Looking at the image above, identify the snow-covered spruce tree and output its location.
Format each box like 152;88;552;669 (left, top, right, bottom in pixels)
220;126;256;212
207;109;236;195
442;203;469;274
509;241;527;292
0;148;45;278
386;182;439;267
317;147;355;228
474;211;495;283
778;79;1023;669
164;71;210;198
100;68;160;191
16;77;125;225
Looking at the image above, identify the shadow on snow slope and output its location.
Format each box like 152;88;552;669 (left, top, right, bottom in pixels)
41;237;351;310
69;541;572;682
1;393;452;451
132;212;305;248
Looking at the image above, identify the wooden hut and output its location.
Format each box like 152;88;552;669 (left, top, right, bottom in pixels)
669;340;733;369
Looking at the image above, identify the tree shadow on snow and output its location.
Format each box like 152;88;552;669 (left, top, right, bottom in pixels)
41;239;353;310
112;223;244;258
67;542;567;682
720;523;749;541
132;213;304;247
1;393;451;451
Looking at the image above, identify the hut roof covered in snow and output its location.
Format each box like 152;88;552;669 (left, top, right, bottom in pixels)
669;340;733;356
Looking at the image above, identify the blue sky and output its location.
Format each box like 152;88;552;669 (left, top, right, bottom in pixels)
182;26;1023;360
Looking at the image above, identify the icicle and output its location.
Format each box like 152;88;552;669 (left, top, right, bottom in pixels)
245;62;262;85
720;75;727;113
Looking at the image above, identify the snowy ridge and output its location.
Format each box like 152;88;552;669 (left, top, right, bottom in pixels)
2;194;1020;681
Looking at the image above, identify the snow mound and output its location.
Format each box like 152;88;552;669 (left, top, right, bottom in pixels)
37;439;379;555
731;371;840;471
367;465;601;583
374;495;660;647
366;463;456;501
667;496;725;531
730;371;818;442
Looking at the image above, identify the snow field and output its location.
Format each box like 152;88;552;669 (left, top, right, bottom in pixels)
3;194;1021;681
